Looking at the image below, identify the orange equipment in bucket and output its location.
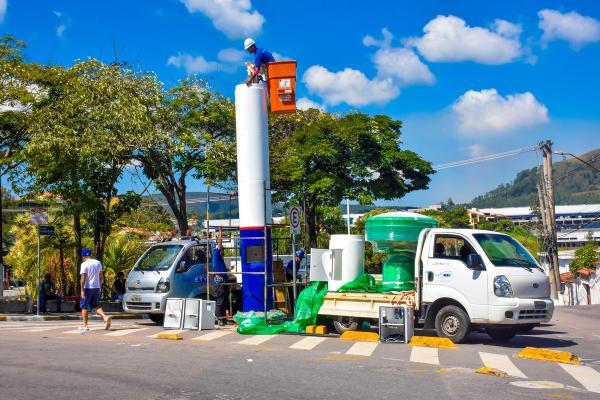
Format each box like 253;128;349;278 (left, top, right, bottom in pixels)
267;61;297;114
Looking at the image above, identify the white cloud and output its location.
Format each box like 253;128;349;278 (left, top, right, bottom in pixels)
167;53;219;74
406;15;523;64
180;0;264;38
303;29;434;107
296;97;326;111
217;48;245;64
462;144;489;158
363;27;394;48
303;66;398;107
56;24;66;38
373;47;435;85
452;89;549;134
538;9;600;49
0;0;6;23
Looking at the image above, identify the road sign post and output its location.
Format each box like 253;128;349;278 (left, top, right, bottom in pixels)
35;223;54;316
289;207;302;301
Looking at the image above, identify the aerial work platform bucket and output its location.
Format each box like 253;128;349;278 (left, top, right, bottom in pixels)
267;61;297;114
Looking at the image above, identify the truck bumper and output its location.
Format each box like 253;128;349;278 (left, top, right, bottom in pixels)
123;292;168;314
488;298;554;324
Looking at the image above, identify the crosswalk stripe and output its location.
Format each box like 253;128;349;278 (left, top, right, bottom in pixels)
193;330;233;341
479;352;527;378
560;363;600;393
64;326;105;334
23;327;75;333
290;336;327;350
147;329;184;338
410;346;439;365
1;323;82;331
238;335;277;346
105;328;149;337
346;341;378;357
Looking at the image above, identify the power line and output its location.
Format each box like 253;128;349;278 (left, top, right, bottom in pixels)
432;146;538;170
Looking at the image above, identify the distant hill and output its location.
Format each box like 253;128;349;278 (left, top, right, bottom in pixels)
470;148;600;208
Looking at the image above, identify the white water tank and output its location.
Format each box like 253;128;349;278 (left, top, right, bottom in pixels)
325;234;365;291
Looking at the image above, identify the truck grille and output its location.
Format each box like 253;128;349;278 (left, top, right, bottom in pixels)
125;302;152;311
518;309;548;320
127;286;155;292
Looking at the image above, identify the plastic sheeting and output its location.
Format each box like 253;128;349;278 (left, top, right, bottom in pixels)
234;281;328;334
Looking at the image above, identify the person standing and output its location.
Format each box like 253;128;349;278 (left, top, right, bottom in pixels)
211;227;228;326
79;248;112;331
244;38;275;85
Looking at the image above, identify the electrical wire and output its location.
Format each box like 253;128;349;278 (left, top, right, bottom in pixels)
432;146;538;170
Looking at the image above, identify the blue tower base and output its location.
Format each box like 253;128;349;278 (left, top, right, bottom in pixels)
240;227;273;312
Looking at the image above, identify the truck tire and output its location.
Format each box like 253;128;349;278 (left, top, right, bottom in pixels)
434;305;471;343
486;327;517;341
148;313;164;325
333;317;359;334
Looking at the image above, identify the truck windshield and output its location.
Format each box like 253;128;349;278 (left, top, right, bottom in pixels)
473;234;538;269
136;245;183;271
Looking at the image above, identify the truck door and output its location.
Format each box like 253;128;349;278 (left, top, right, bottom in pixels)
173;245;209;298
423;234;488;321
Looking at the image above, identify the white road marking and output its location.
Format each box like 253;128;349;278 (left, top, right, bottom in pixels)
290;336;327;350
410;346;439;365
192;330;233;341
147;329;185;338
63;326;105;334
345;341;378;357
479;352;527;378
560;363;600;393
0;323;82;331
105;328;149;337
238;335;277;346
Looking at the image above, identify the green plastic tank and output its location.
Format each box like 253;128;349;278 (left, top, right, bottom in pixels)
365;211;438;291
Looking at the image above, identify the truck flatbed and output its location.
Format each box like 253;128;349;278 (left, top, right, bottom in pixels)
317;291;416;319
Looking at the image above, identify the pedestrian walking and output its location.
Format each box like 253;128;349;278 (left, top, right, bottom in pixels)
79;248;112;331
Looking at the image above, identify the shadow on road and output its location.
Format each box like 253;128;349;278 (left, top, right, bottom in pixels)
467;331;578;349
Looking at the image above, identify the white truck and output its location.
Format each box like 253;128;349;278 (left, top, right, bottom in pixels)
317;228;554;343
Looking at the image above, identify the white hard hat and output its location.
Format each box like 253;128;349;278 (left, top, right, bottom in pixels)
244;38;255;50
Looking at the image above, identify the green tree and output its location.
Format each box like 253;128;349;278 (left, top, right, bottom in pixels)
270;110;434;247
20;59;162;274
421;207;470;228
569;234;600;276
135;78;236;234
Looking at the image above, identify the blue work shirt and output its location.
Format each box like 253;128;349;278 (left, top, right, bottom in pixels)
285;259;303;282
254;47;275;69
211;245;227;281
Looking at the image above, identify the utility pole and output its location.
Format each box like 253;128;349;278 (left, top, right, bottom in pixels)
539;140;561;302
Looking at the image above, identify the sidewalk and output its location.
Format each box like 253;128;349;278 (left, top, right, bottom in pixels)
0;312;144;322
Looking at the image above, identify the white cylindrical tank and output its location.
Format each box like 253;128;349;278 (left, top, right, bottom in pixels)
327;234;365;291
235;83;272;227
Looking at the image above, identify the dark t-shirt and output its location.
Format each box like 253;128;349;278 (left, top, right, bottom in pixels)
113;279;126;295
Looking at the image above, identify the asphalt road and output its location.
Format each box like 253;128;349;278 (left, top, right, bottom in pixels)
1;306;599;400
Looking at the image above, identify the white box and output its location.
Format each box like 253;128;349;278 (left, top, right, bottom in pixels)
183;299;216;330
164;298;185;329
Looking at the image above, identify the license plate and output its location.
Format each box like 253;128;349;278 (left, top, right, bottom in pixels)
130;295;142;302
534;301;546;310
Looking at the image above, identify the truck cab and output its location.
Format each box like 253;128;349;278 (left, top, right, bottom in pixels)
123;238;216;324
417;228;554;342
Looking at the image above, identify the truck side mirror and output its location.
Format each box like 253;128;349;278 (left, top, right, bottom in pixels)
466;254;485;270
176;260;187;273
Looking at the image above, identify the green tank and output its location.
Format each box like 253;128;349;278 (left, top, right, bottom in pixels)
365;212;438;291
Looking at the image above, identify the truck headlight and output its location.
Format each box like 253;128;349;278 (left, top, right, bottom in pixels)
156;277;170;293
494;275;513;297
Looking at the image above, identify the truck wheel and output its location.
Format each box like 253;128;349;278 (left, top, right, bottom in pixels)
486;327;517;341
333;317;359;334
148;313;164;325
434;305;471;343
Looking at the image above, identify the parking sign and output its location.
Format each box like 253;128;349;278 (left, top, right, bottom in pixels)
289;206;301;235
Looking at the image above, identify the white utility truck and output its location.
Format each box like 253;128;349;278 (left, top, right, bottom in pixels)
314;212;554;343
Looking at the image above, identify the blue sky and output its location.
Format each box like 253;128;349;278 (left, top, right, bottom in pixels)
2;0;600;206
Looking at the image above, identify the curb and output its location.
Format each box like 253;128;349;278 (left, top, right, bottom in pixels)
0;313;143;322
410;336;457;349
515;347;581;365
340;331;379;342
156;332;183;340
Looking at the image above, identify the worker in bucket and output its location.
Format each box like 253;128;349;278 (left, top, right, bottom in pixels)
285;249;305;282
244;37;275;85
